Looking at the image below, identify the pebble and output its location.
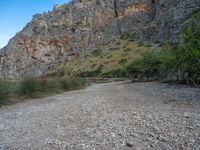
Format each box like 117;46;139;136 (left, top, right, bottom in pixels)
126;142;134;147
184;112;191;118
0;82;200;149
188;126;195;130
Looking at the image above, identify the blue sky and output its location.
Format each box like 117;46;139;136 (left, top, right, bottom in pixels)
0;0;70;48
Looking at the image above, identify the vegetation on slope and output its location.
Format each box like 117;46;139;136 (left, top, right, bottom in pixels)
47;39;157;78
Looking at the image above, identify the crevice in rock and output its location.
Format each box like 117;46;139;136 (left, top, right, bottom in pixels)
113;0;122;35
150;0;157;21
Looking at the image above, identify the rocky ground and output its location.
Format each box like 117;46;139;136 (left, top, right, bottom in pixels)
0;81;200;150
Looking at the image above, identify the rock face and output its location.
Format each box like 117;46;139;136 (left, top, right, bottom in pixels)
0;0;199;78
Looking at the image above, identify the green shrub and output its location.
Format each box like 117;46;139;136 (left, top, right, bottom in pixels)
18;77;40;97
77;65;103;77
0;80;10;103
59;78;73;90
115;41;121;45
123;44;127;48
126;51;161;80
144;42;153;47
118;58;127;66
137;42;144;47
0;77;87;106
60;78;86;90
124;48;132;52
57;68;65;77
181;11;200;74
120;32;132;40
102;69;128;78
39;77;48;89
126;58;143;78
40;78;61;92
125;11;200;84
107;54;112;59
109;47;119;51
157;11;200;85
70;78;86;89
91;48;101;57
141;52;161;78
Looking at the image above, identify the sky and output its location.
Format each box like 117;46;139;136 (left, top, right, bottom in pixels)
0;0;70;49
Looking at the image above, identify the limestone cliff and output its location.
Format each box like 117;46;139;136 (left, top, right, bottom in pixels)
0;0;199;78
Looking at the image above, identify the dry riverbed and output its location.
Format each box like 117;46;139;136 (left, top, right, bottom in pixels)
0;81;200;149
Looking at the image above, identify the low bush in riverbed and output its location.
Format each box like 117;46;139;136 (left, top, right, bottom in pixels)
0;80;11;104
0;77;87;106
59;77;86;90
18;77;87;97
18;77;40;97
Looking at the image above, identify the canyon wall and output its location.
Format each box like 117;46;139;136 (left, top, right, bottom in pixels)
0;0;199;78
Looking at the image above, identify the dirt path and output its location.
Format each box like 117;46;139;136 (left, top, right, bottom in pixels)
0;81;200;150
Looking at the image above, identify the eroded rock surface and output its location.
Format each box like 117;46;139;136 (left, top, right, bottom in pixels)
0;0;200;78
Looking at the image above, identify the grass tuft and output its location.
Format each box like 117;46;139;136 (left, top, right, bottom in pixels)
0;79;11;104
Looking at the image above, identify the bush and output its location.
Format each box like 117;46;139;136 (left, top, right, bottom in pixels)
59;78;76;90
0;77;87;106
18;76;87;97
102;69;128;78
124;48;132;52
118;58;127;66
60;78;86;90
18;77;40;97
0;80;10;103
181;11;200;75
77;65;103;77
124;11;200;85
141;51;161;78
126;51;161;80
91;48;101;57
57;68;65;77
41;78;61;92
137;42;144;47
107;54;112;59
115;41;121;45
120;32;132;40
157;11;200;85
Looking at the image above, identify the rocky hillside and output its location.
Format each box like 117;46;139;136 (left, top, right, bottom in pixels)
0;0;199;78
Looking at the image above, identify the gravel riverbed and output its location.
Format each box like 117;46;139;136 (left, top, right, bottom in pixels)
0;81;200;150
